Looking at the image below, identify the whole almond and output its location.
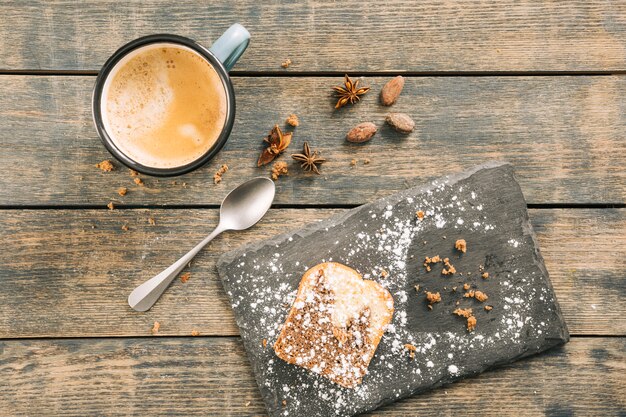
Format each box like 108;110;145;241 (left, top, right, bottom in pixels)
380;76;405;106
346;122;378;143
385;113;415;133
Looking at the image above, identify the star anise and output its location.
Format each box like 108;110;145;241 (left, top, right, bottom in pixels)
291;141;325;174
332;74;370;109
257;125;292;166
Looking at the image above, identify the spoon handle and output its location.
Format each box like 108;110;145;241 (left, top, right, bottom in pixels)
128;225;225;312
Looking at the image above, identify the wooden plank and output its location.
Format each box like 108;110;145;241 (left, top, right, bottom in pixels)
0;75;625;206
0;208;623;338
1;337;623;416
1;1;625;72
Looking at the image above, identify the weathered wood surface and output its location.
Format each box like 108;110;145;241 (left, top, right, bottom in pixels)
0;208;623;338
1;75;625;206
1;337;623;416
1;1;626;72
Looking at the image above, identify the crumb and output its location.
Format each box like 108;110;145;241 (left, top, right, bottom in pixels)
350;158;357;167
456;300;460;306
442;257;456;275
380;269;388;278
425;291;441;304
453;308;473;318
282;400;287;407
117;187;128;196
423;255;441;271
148;217;156;226
129;169;139;176
281;58;292;68
213;164;229;184
134;177;144;186
425;265;431;272
271;161;288;180
121;224;129;231
452;286;457;292
474;290;489;302
482;272;489;279
455;239;467;253
427;304;433;310
107;201;115;210
245;401;251;407
416;210;425;220
442;235;447;240
467;315;477;332
404;343;417;359
182;182;187;188
151;321;160;334
96;160;114;172
191;330;200;336
463;283;470;291
414;284;420;293
364;158;370;165
180;272;191;283
286;114;299;127
479;264;484;272
485;305;493;311
262;338;268;348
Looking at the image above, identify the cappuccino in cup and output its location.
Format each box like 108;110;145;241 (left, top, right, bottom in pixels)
101;44;228;169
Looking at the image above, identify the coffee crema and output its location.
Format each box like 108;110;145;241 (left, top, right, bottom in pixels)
101;43;228;169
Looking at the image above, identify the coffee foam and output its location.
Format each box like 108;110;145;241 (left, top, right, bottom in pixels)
101;43;227;169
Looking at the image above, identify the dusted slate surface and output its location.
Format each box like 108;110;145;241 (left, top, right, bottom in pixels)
217;162;569;417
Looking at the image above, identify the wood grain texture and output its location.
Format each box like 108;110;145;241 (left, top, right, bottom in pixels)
0;1;625;72
1;337;624;416
1;75;625;206
0;208;623;338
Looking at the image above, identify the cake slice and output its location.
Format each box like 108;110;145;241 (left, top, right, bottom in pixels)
274;262;394;388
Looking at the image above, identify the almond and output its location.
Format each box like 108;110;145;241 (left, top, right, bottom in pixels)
385;113;415;133
380;76;405;106
346;122;377;143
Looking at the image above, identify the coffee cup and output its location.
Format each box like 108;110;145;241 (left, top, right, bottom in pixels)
92;24;250;176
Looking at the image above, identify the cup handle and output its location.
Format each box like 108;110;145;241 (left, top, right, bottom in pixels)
209;23;250;71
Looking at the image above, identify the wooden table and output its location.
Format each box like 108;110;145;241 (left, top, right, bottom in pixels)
1;2;624;416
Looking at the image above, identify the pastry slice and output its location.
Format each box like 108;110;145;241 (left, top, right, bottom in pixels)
274;262;394;388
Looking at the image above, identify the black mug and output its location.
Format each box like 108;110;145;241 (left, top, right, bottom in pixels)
92;24;250;176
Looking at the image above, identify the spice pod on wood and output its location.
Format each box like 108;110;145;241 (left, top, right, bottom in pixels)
346;122;378;143
385;113;415;133
380;76;405;106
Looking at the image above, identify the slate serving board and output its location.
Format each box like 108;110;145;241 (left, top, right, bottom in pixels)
217;162;569;417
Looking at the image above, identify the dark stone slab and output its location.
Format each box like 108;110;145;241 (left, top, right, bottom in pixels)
217;162;569;417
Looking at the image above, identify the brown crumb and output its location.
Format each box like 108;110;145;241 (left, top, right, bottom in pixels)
129;169;139;176
180;272;191;283
282;400;287;407
484;305;493;311
442;257;456;275
474;290;489;302
271;161;288;180
134;177;144;186
416;210;425;220
463;283;470;291
182;182;187;188
286;114;299;127
455;239;467;253
262;338;268;348
404;343;417;359
350;158;357;167
151;321;160;334
96;160;114;172
107;201;115;210
213;164;229;184
121;224;129;231
380;269;388;278
191;330;200;336
148;217;156;226
453;308;473;318
467;315;477;331
425;265;431;272
482;272;489;279
117;187;128;196
364;158;370;165
423;255;441;271
281;58;292;68
425;291;441;304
